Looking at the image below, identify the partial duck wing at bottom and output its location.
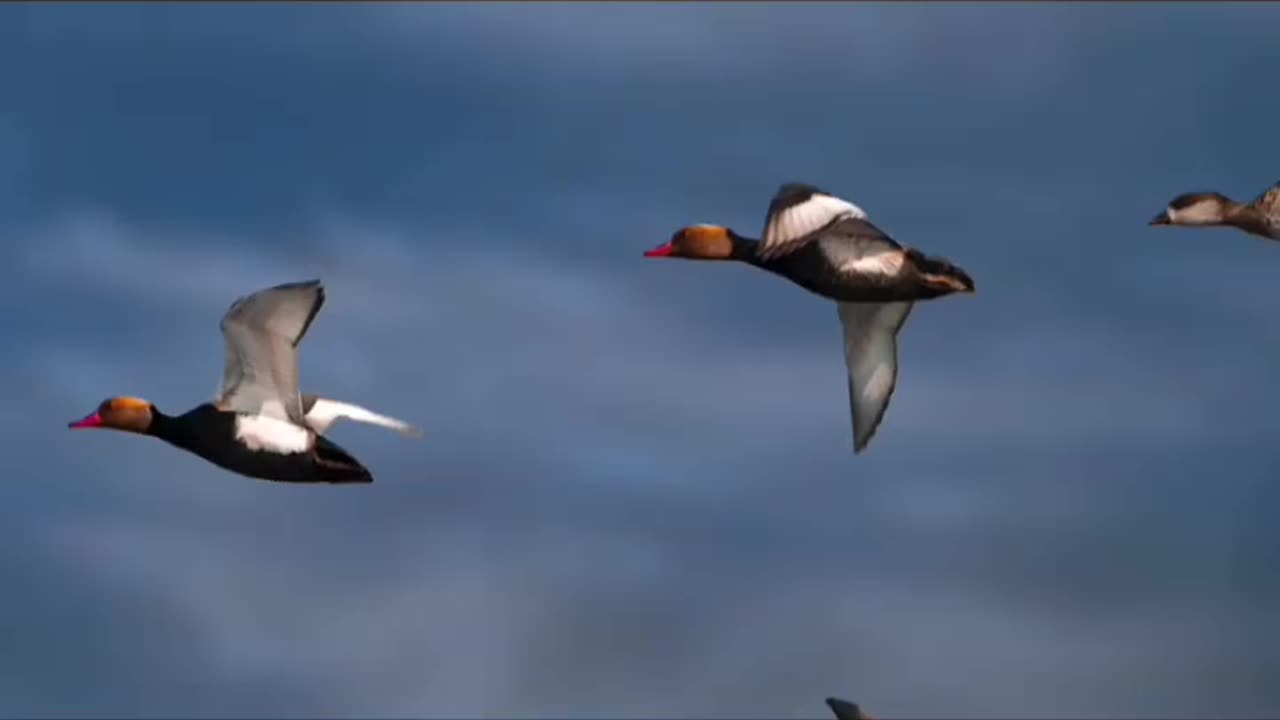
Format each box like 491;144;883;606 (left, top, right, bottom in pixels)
301;395;422;437
826;697;875;720
837;301;914;454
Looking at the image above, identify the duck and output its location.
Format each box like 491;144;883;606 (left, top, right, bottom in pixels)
1149;179;1280;240
827;697;876;720
68;280;420;484
644;182;974;454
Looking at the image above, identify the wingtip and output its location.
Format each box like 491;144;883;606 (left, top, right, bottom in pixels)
399;425;425;439
273;278;324;291
825;697;866;720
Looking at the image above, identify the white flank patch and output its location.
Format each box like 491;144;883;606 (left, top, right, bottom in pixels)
304;398;422;437
839;249;905;277
234;414;311;454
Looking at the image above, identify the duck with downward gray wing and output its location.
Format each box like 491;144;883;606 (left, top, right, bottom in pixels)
68;280;421;484
644;183;974;454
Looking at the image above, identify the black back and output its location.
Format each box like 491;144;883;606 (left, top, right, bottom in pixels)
150;404;372;484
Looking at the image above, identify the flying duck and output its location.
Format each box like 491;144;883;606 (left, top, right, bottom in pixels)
68;280;420;484
827;697;876;720
644;182;974;454
1150;179;1280;240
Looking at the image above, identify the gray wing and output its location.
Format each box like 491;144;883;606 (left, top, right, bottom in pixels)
759;187;869;260
217;280;325;425
837;300;914;454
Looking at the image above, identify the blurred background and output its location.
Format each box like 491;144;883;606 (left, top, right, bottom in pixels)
2;3;1278;717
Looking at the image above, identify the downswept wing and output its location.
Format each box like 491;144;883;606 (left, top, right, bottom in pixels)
217;280;325;425
759;183;868;260
837;300;914;454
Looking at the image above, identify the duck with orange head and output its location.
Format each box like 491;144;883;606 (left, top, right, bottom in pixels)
644;182;974;454
69;280;421;484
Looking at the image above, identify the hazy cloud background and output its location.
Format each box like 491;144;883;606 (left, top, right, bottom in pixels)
3;3;1279;718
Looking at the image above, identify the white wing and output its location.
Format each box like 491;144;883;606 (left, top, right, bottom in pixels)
217;280;325;425
760;183;867;260
301;395;422;437
837;300;914;454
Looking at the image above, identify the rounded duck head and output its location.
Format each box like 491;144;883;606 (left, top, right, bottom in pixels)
644;225;737;260
69;396;155;434
1150;192;1236;227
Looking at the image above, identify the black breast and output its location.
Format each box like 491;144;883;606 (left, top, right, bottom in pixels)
152;404;373;484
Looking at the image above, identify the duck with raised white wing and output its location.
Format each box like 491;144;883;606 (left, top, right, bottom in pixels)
1150;179;1280;240
644;182;975;454
68;280;420;484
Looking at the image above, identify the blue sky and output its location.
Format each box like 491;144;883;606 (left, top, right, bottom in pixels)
3;3;1280;717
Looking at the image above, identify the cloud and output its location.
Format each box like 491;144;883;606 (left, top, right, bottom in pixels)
4;4;1280;718
8;203;1277;717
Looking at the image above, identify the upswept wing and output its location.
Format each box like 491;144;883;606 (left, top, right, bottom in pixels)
759;183;868;260
217;280;325;425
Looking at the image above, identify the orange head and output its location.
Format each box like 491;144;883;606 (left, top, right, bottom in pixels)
68;396;155;434
644;225;738;260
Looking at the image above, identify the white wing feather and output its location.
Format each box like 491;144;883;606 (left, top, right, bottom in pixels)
837;301;914;454
761;192;867;259
217;280;325;425
303;397;422;437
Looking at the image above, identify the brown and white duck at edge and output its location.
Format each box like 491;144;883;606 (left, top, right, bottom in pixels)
69;280;420;484
1150;179;1280;240
644;182;975;454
